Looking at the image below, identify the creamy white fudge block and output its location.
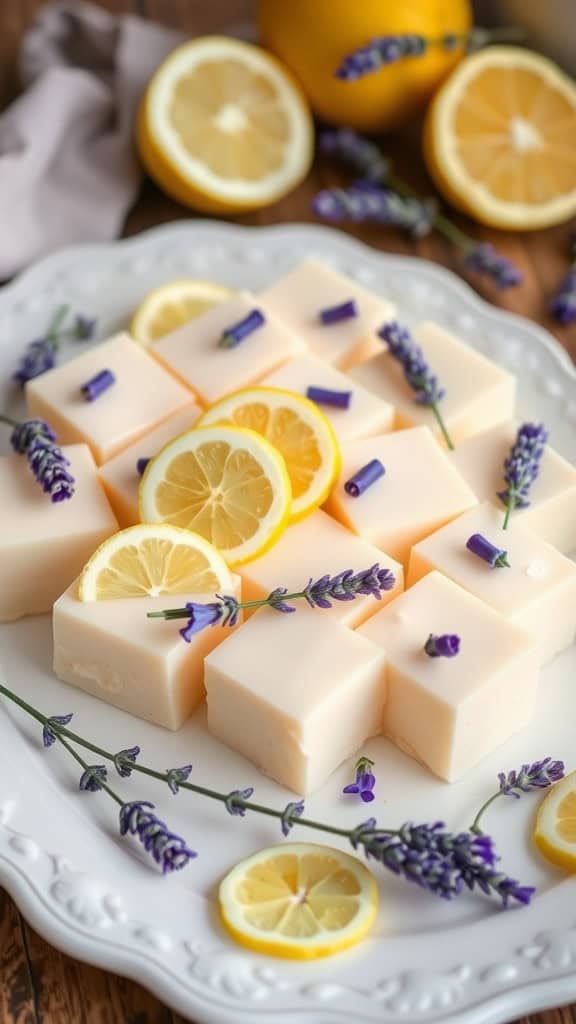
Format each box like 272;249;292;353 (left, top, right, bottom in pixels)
258;259;395;370
98;402;201;527
26;333;192;465
350;321;516;446
0;445;118;622
238;509;403;628
358;571;538;782
325;427;477;567
204;609;388;795
447;421;576;554
53;576;242;730
408;502;576;666
151;291;305;405
261;352;394;443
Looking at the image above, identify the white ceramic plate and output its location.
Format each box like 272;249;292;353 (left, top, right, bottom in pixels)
0;222;575;1024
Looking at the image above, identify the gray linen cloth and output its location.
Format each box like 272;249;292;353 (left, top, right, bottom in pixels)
0;1;185;279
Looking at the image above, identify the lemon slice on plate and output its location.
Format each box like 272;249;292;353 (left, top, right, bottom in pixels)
219;843;378;960
78;523;232;601
138;425;292;566
137;36;314;215
130;279;232;346
534;770;576;871
197;387;341;522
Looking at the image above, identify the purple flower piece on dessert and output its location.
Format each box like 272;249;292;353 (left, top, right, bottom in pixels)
319;299;358;324
42;713;73;748
466;533;510;568
498;422;548;528
267;586;297;614
179;596;239;641
344;458;385;497
26;434;75;502
306;385;352;409
10;418;56;453
378;321;445;406
281;800;305;837
303;564;395;609
79;765;108;792
119;801;197;873
498;758;565;798
343;757;376;803
424;634;461;658
225;787;254;817
137;457;150;476
81;369;116;402
219;309;265;349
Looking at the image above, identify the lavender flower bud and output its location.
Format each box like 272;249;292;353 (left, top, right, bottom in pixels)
498;422;548;517
13;339;57;385
166;764;193;795
10;418;56;454
79;765;108;792
281;800;305;837
119;801;197;874
42;713;73;748
224;787;254;817
425;634;461;658
466;533;510;568
267;587;297;614
550;269;576;325
343;758;377;803
465;243;522;289
378;321;446;406
114;746;141;778
498;758;565;798
26;435;75;502
179;601;227;641
320;129;390;184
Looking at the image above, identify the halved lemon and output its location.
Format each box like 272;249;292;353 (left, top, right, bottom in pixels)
78;523;233;601
138;425;291;566
425;46;576;229
219;843;378;960
197;387;341;522
534;770;576;872
130;279;232;346
137;36;314;215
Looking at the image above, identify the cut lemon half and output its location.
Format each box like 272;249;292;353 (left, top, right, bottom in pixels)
137;36;314;215
78;523;233;601
425;46;576;229
130;279;232;346
138;425;291;566
534;770;576;872
197;387;341;522
219;843;378;960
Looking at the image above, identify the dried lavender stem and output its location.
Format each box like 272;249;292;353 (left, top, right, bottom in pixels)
0;414;20;429
469;792;504;835
148;589;313;621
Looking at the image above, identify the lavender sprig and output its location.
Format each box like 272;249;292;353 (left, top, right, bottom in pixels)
378;321;454;449
316;129;522;290
148;564;397;639
313;183;436;239
13;305;97;385
470;758;565;834
550;267;576;325
1;415;75;502
0;682;542;907
498;422;548;529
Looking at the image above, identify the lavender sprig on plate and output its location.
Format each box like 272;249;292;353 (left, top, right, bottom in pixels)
498;422;548;529
378;320;454;449
148;564;397;640
13;305;97;385
470;758;565;834
1;415;75;502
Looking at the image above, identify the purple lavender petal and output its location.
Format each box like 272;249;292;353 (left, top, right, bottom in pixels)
319;299;358;324
81;369;116;402
219;309;265;349
466;533;510;568
344;458;385;497
306;385;352;409
425;634;461;658
550;269;576;325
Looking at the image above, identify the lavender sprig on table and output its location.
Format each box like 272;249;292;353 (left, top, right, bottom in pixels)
0;681;545;907
148;564;397;640
470;758;565;835
1;415;75;502
378;320;454;449
13;305;97;385
498;422;548;530
316;129;522;290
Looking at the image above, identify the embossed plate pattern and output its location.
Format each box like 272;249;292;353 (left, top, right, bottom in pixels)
0;222;575;1024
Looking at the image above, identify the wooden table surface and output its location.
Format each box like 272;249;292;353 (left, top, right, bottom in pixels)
1;2;575;1022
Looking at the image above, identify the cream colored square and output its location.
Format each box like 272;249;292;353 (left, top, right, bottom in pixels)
358;571;538;782
325;427;477;567
26;333;192;465
447;421;576;554
0;445;118;622
98;402;201;527
258;259;395;370
204;608;388;795
238;509;403;628
53;576;242;731
261;353;394;444
151;291;305;404
408;502;576;666
350;321;515;446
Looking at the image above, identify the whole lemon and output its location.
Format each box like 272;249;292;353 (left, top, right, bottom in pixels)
258;0;472;132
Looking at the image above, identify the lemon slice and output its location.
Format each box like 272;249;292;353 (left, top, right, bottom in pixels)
425;46;576;229
219;843;378;960
197;387;341;522
534;770;576;871
78;523;232;601
138;425;291;566
137;36;314;215
130;279;232;346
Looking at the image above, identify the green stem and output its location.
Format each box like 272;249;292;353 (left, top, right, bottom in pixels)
147;590;309;621
431;403;455;451
388;171;475;253
44;304;70;346
469;791;503;835
0;414;20;430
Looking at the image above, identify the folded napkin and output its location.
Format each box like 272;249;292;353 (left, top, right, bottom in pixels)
0;1;185;280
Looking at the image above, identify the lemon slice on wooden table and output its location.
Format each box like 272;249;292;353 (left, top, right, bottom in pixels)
219;843;378;960
137;36;314;214
534;770;576;871
78;523;232;601
139;425;292;566
197;387;341;522
425;46;576;229
130;279;232;346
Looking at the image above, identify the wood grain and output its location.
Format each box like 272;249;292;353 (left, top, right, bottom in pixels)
0;1;575;1022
